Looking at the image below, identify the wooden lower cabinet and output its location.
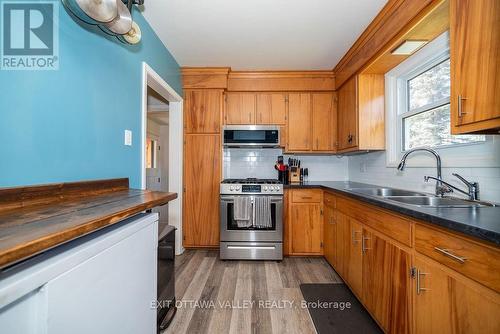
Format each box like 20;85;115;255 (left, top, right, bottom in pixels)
183;134;220;247
290;202;322;254
413;254;500;334
291;192;500;333
362;229;411;334
334;211;349;277
345;218;363;297
323;203;336;266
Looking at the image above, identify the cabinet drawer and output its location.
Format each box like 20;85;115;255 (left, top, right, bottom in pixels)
291;189;322;203
336;196;412;246
415;223;500;292
324;192;336;207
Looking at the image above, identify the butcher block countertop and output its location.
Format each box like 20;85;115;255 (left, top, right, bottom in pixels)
0;178;177;270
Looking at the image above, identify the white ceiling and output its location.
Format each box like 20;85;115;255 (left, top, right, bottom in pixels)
141;0;388;70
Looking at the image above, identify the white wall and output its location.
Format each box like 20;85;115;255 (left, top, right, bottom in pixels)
348;151;500;203
223;148;348;181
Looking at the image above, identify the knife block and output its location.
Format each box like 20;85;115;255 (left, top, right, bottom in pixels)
289;167;301;183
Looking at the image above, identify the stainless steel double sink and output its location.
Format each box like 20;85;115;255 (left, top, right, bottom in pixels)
347;187;496;208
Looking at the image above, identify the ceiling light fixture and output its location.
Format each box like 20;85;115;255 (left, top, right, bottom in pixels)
391;40;428;55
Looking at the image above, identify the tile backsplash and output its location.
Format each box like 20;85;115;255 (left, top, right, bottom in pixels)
223;148;500;202
223;148;348;181
348;151;500;203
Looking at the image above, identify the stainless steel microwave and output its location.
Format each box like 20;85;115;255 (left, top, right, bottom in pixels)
223;125;280;148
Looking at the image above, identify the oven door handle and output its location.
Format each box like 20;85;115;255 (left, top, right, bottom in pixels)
220;195;283;202
227;245;277;250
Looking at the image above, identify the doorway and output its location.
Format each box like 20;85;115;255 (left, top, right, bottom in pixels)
146;88;169;222
141;62;184;255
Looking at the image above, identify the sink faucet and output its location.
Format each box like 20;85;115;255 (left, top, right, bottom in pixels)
397;148;448;197
424;174;480;201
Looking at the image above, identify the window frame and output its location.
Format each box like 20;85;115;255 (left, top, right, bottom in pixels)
385;31;499;168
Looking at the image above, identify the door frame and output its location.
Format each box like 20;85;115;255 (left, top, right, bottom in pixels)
141;62;184;255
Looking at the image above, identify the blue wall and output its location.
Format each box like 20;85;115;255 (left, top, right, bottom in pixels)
0;1;181;188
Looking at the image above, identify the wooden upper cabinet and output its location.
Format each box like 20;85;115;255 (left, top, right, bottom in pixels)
414;254;500;334
183;134;221;247
450;0;500;134
337;74;385;153
184;89;222;134
312;92;336;151
287;92;336;153
337;77;358;151
287;93;312;151
256;93;287;125
225;92;256;124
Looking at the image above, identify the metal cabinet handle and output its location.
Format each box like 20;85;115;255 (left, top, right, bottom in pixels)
347;134;353;143
352;230;361;244
361;235;370;253
416;269;430;295
434;247;467;264
458;95;467;117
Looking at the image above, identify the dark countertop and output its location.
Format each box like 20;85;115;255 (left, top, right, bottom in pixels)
285;181;500;246
0;179;177;269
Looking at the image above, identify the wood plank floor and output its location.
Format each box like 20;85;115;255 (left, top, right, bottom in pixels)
163;250;343;334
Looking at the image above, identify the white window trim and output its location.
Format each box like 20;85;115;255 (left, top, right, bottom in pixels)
385;32;500;168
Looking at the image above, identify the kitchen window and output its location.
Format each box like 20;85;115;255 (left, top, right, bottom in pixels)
400;58;484;151
385;32;498;168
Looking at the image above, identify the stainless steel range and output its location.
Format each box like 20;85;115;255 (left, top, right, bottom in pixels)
220;178;283;260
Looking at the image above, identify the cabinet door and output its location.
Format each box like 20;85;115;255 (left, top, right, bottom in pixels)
312;93;335;151
450;0;500;133
345;218;363;297
183;134;220;246
362;229;411;334
414;255;500;334
291;203;322;254
256;93;287;125
337;77;358;150
323;204;336;266
184;90;222;133
334;211;349;277
225;92;256;124
288;93;312;151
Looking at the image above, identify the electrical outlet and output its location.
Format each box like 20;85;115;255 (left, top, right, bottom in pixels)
360;160;367;173
124;130;132;146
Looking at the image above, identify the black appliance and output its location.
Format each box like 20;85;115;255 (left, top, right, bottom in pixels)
223;125;280;147
157;223;176;331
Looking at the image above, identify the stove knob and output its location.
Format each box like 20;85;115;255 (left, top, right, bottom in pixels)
236;186;240;191
263;186;268;191
230;186;235;191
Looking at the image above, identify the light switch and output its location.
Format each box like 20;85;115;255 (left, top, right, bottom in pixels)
124;130;132;146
